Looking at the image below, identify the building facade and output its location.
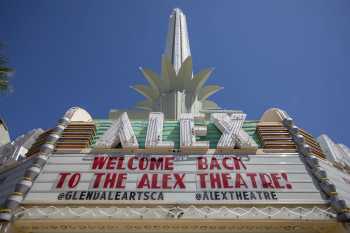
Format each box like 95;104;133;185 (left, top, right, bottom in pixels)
0;8;350;233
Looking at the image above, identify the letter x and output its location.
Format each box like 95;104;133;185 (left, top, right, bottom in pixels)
211;113;257;149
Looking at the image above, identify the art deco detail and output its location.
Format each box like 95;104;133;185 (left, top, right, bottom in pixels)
131;9;223;119
95;112;138;148
15;206;336;220
134;56;223;119
145;112;174;148
212;113;258;149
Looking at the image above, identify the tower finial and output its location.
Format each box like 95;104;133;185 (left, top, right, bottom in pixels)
164;8;191;74
132;9;222;119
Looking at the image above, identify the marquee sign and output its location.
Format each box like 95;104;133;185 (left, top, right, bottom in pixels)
23;153;327;205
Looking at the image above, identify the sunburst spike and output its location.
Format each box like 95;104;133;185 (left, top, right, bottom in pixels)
202;100;220;110
177;56;193;91
198;85;223;101
135;100;153;111
190;68;214;93
139;67;161;95
130;85;159;100
161;55;176;92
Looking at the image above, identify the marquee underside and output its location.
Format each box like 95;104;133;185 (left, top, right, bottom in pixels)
12;218;342;233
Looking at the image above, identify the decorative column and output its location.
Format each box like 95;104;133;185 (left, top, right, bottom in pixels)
0;107;78;223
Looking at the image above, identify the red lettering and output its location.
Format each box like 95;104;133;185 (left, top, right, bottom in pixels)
139;158;148;170
162;174;171;189
68;173;80;188
128;157;137;170
222;173;233;188
173;173;186;189
116;173;127;188
92;173;104;188
151;174;161;188
198;156;247;171
235;173;248;188
197;173;207;188
103;173;116;188
164;157;174;170
197;157;207;170
137;174;150;188
116;157;125;170
222;157;234;170
281;172;292;189
233;157;247;170
149;158;163;170
259;173;274;189
210;173;222;188
210;157;221;170
92;156;108;169
246;173;258;188
271;173;283;189
56;172;70;188
106;157;117;169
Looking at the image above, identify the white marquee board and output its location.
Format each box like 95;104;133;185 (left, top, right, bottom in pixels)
23;153;327;205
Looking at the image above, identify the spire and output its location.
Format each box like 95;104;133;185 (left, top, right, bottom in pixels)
164;8;191;74
132;8;222;120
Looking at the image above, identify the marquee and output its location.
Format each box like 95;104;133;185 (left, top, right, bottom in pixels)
23;153;327;205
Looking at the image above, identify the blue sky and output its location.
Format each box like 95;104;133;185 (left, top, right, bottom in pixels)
0;0;349;145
